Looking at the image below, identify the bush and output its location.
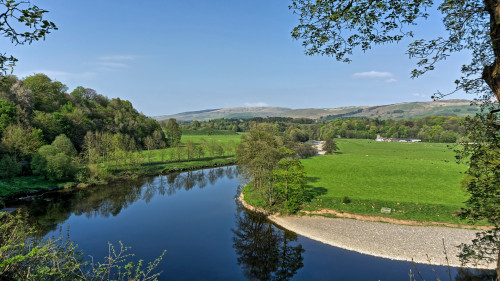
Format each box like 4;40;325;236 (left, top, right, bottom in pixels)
293;143;317;159
31;145;76;181
341;196;351;204
86;164;112;184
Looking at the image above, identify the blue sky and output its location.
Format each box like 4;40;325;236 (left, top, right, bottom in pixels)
4;0;471;116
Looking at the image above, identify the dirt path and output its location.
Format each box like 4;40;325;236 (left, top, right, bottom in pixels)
312;141;326;155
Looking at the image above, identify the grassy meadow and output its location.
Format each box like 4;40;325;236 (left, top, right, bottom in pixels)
180;134;242;144
300;139;470;223
139;134;241;162
135;134;242;174
243;139;474;224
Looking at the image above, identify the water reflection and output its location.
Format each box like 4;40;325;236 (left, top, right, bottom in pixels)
10;167;235;235
5;165;496;281
232;207;304;281
455;268;497;281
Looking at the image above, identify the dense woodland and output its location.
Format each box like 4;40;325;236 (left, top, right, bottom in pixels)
0;74;166;181
181;115;466;143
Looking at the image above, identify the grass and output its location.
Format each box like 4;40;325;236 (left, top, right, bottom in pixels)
298;139;472;224
241;184;267;209
180;134;242;144
0;134;244;199
182;128;239;135
131;156;236;176
0;177;76;198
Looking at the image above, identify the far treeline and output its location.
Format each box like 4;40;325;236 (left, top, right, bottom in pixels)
180;115;469;143
0;74;182;185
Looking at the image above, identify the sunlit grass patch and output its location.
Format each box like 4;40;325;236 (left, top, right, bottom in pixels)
300;139;473;224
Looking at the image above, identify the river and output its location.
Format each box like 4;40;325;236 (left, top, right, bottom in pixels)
3;166;494;280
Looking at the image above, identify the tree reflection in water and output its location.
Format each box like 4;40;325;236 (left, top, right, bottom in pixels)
232;207;304;281
454;268;497;281
10;166;236;236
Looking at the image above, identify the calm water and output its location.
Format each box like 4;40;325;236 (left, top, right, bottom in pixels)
5;166;495;280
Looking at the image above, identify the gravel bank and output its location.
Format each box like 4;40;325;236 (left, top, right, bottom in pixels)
268;215;495;269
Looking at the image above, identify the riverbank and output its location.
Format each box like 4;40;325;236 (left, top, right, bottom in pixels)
237;193;495;270
0;157;236;200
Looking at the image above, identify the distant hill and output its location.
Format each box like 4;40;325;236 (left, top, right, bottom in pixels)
154;99;481;121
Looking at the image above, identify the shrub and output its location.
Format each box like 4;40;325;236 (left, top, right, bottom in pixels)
293;143;317;158
31;145;76;181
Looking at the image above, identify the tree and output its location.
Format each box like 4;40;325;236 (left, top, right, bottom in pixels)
23;73;67;112
290;0;499;104
0;154;20;179
192;120;201;129
0;98;16;135
144;135;155;163
0;1;57;76
153;130;166;150
273;148;307;213
1;124;43;158
8;80;34;124
165;118;182;146
290;142;317;158
186;140;195;160
237;125;283;207
31;145;75;181
214;142;224;157
457;112;500;275
83;131;97;164
52;134;77;158
323;138;339;154
290;1;500;274
194;143;204;159
207;139;217;157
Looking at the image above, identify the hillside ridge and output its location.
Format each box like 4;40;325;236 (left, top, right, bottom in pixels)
154;99;479;121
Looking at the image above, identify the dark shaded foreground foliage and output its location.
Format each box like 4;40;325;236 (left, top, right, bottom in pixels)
0;210;165;280
456;110;500;278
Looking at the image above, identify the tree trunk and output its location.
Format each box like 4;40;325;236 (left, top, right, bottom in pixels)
483;0;500;104
497;247;499;281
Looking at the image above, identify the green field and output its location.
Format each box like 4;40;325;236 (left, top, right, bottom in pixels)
139;134;242;162
181;134;242;144
299;139;471;223
242;139;476;224
0;134;243;198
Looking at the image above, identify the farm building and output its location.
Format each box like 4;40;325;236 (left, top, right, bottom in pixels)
375;135;421;143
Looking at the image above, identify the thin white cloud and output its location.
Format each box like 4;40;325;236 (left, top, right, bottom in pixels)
411;93;427;98
99;55;137;61
352;71;397;83
244;102;269;107
95;55;138;69
96;62;128;68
